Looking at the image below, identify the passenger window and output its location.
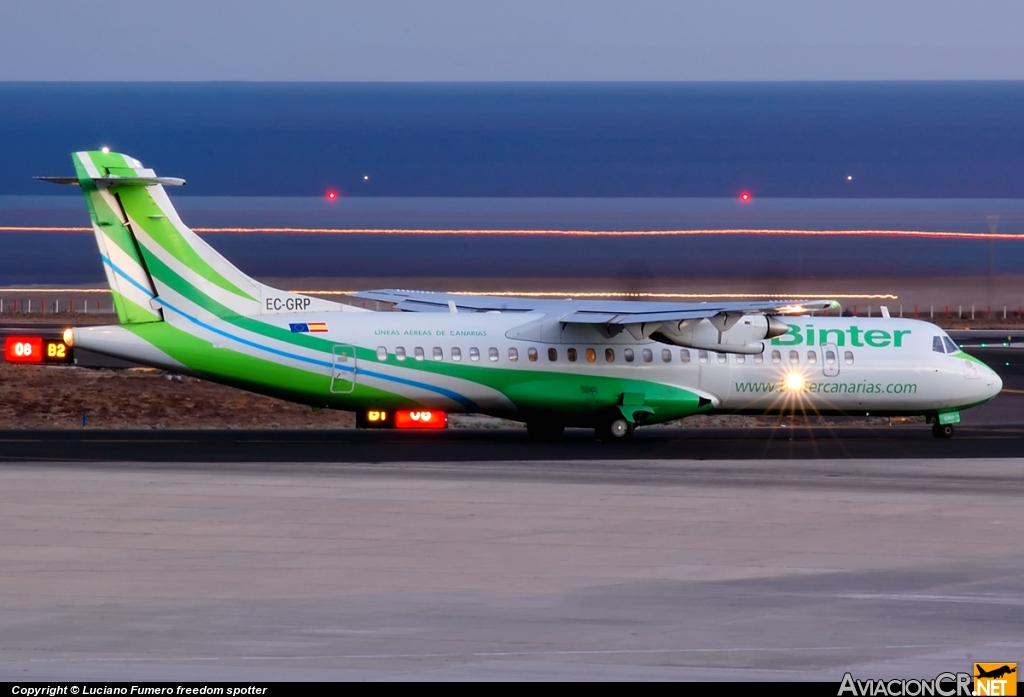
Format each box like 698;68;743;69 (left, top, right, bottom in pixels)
376;346;387;361
680;349;691;363
452;347;462;361
567;348;578;362
717;352;728;363
642;348;653;363
624;348;635;363
771;350;781;364
661;349;672;363
807;350;817;364
605;348;615;362
414;347;424;361
753;354;763;364
470;347;480;361
933;336;944;353
488;347;499;362
586;348;597;363
943;337;958;353
548;348;558;361
735;354;745;364
528;348;538;362
825;350;836;365
396;346;406;361
433;347;443;361
508;347;518;362
844;351;854;365
789;350;799;364
698;350;709;364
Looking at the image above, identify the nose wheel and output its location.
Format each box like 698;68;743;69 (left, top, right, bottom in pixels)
932;423;954;439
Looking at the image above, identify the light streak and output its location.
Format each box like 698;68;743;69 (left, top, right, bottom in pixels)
0;288;110;293
3;226;1024;241
294;290;899;300
2;287;898;300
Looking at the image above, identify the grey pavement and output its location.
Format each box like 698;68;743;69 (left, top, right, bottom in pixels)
0;458;1021;681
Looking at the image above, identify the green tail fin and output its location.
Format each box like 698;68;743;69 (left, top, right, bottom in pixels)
54;150;346;326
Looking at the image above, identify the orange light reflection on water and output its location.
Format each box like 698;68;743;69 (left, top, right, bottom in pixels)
3;226;1024;241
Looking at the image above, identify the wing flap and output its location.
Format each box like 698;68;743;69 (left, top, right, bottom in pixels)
354;289;836;321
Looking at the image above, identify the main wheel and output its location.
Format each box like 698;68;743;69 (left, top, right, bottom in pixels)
526;421;565;441
596;417;633;442
932;422;954;439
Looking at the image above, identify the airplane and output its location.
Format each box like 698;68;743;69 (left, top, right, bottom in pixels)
976;665;1017;680
39;150;1002;440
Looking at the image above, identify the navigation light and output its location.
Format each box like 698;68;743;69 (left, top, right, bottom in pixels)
326;191;338;201
740;191;751;203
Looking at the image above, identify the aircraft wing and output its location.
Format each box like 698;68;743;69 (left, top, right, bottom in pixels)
351;289;834;323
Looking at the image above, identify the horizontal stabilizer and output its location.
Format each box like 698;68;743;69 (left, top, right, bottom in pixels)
35;175;186;187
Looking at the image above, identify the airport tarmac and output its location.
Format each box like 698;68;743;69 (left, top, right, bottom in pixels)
0;456;1021;681
2;324;1023;681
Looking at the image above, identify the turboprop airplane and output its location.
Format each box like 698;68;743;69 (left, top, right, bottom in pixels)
40;151;1002;440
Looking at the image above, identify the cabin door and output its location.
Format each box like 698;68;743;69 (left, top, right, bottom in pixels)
822;343;840;377
331;345;357;394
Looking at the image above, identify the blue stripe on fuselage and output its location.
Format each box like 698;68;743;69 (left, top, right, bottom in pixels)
100;254;479;409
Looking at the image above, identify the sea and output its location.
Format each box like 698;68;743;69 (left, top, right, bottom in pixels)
2;82;1024;286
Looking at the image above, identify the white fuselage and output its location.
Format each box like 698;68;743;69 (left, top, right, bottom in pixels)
74;311;1001;418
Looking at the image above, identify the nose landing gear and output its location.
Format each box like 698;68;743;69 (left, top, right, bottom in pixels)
932;422;954;439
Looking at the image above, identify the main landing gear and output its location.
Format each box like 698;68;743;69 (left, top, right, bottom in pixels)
595;417;634;442
931;423;955;439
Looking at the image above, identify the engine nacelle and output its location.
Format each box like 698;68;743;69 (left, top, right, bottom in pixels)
651;314;790;355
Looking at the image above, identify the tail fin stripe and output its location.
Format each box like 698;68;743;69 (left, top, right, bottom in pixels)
101;253;157;300
76;152;102;179
141;250;339;351
119;188;256;301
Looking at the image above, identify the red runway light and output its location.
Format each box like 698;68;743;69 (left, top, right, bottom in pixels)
326;191;338;201
739;191;751;203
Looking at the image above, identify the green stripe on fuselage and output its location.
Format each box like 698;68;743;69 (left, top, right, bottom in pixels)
135;253;710;422
124;321;410;410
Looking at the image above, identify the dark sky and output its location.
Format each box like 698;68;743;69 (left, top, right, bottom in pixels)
3;0;1024;81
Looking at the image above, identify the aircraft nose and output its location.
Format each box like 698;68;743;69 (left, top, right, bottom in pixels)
987;367;1004;399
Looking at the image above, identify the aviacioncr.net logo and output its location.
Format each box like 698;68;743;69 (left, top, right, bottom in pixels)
838;672;973;696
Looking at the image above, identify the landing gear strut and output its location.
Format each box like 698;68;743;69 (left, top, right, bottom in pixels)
932;422;954;439
595;417;634;442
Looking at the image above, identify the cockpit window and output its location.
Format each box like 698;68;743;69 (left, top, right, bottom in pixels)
932;336;945;353
943;337;958;354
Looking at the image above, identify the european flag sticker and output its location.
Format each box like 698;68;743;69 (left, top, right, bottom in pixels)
289;323;309;333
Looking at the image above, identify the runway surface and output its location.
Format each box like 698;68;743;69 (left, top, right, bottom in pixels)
3;325;1023;680
2;424;1024;464
0;457;1021;681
